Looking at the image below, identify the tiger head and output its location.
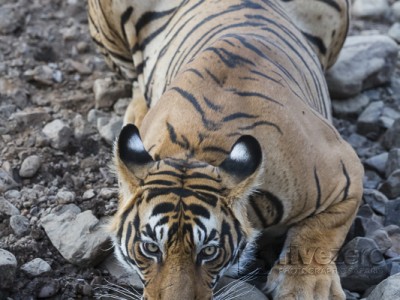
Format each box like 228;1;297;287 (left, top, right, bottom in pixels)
111;124;263;300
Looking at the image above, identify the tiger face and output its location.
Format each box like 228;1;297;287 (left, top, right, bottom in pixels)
111;124;263;300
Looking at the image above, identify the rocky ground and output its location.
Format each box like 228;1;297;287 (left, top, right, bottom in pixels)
0;0;400;299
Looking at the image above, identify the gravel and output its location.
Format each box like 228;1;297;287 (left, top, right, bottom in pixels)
0;0;399;299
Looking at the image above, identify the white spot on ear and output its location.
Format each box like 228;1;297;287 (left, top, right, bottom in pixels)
128;133;146;153
230;142;249;162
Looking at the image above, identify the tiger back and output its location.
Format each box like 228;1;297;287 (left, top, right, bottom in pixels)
88;1;363;299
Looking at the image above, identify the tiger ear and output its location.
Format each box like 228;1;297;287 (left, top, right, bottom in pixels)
116;123;154;179
219;135;262;185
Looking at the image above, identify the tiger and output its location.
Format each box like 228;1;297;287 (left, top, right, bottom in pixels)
88;0;363;299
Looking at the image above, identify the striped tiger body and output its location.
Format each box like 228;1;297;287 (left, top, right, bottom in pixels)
88;0;363;299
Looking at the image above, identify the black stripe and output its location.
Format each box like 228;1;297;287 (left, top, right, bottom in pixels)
146;179;176;186
314;167;321;210
341;161;350;201
238;76;259;81
135;8;176;34
166;122;190;149
171;87;219;130
146;188;218;207
117;208;132;242
152;202;175;215
221;220;234;251
120;6;133;45
185;68;204;79
186;184;223;195
316;0;341;12
149;170;181;178
202;146;230;155
301;31;327;55
186;172;221;182
203;96;223;112
187;204;210;219
205;68;222;86
125;222;133;254
249;197;268;227
222;112;258;122
249;70;283;86
238;120;283;134
204;47;256;68
229;89;283;107
253;189;284;225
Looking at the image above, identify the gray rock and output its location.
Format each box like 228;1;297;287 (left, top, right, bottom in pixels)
332;94;370;119
99;187;118;200
20;258;51;277
386;257;400;276
366;273;400;299
0;198;20;219
352;0;389;19
56;190;76;204
367;229;393;252
42;119;72;150
38;280;59;298
24;65;55;86
381;107;400;129
338;237;389;292
100;254;143;289
98;116;123;145
393;1;400;20
347;133;369;149
326;35;398;99
344;289;360;300
0;104;17;119
4;189;21;199
363;189;388;215
19;155;41;178
87;108;110;125
72;114;95;139
383;225;400;258
354;215;383;237
82;189;95;200
364;152;388;175
215;277;268;300
41;205;112;266
389;23;400;43
0;4;24;34
363;170;382;189
68;59;92;75
0;249;17;289
10;215;30;236
93;78;131;109
114;98;130;116
386;149;400;179
380;170;400;199
384;199;400;227
11;108;51;127
0;168;18;193
356;101;385;139
383;119;400;150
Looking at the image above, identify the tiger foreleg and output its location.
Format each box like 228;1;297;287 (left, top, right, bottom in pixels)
123;86;148;128
264;195;361;300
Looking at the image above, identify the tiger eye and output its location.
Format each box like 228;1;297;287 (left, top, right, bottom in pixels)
202;246;217;257
144;242;160;254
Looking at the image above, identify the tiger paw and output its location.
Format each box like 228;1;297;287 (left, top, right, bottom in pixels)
263;264;345;300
